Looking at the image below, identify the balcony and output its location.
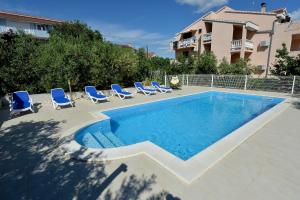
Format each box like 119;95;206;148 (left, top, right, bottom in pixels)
177;36;197;48
231;39;254;51
203;32;212;42
0;25;49;39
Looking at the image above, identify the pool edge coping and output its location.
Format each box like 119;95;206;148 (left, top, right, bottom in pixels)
61;90;291;184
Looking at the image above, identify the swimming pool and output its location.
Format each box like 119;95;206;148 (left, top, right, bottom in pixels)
75;91;283;160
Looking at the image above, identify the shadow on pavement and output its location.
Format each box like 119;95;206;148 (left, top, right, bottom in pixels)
0;119;179;199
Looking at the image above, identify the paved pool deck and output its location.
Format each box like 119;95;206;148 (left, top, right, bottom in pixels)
1;86;300;200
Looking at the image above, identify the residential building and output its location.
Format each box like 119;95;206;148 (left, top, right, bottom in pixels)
0;10;63;39
172;3;300;76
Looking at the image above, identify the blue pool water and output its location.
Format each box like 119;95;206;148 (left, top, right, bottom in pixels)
75;91;283;160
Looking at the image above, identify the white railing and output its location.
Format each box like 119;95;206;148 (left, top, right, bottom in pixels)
0;25;17;33
0;25;49;38
203;32;212;42
231;40;242;50
231;39;254;50
166;74;300;95
178;36;196;48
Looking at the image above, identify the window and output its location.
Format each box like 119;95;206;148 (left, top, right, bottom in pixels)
290;34;300;51
183;51;189;57
182;32;192;39
37;24;50;31
0;18;6;25
198;29;202;34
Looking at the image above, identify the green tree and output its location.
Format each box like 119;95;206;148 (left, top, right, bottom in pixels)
136;48;151;81
170;55;195;74
0;31;42;95
218;57;252;75
36;22;98;91
194;52;217;74
271;43;300;76
231;58;251;75
0;21;171;96
89;41;138;88
218;57;231;74
149;56;171;72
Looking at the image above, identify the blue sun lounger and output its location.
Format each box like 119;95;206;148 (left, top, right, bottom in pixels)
51;88;73;109
85;86;108;103
10;91;34;116
111;84;133;100
134;82;156;95
151;81;172;93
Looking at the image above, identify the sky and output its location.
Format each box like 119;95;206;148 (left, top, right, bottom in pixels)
0;0;300;58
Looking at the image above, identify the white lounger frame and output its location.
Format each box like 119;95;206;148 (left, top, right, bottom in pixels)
51;89;74;109
9;91;34;116
154;85;172;93
111;89;133;100
135;86;156;96
86;91;108;103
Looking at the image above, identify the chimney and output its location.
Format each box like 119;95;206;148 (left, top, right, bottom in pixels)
261;2;266;13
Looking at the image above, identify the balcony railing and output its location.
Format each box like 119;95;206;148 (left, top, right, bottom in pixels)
231;39;254;51
203;32;212;42
0;25;49;38
178;36;196;48
0;25;17;33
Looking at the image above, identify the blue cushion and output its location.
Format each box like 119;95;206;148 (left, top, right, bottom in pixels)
152;82;171;90
111;84;123;93
53;97;70;104
13;101;30;109
119;91;132;96
51;88;66;99
12;91;31;109
143;88;156;92
112;84;131;95
134;82;144;90
86;86;106;99
91;93;106;99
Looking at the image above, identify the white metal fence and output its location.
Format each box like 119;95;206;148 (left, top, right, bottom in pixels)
165;74;300;95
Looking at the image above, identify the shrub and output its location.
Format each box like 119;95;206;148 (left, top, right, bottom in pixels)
194;52;217;74
271;43;300;76
218;57;252;75
0;31;43;96
0;21;172;95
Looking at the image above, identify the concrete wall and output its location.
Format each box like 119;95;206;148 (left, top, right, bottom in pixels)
211;22;233;62
271;22;300;64
247;32;269;66
6;20;31;29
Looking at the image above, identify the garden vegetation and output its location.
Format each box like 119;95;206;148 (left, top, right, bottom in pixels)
1;22;299;96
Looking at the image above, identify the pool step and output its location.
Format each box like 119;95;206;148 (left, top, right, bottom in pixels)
81;132;104;148
92;131;115;148
103;132;125;146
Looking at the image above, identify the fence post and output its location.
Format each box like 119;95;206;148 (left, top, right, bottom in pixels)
187;74;189;86
68;79;73;101
211;74;214;87
244;75;248;90
291;76;296;95
182;74;185;86
164;72;167;86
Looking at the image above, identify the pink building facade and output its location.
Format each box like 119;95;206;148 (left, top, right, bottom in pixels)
172;4;300;76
